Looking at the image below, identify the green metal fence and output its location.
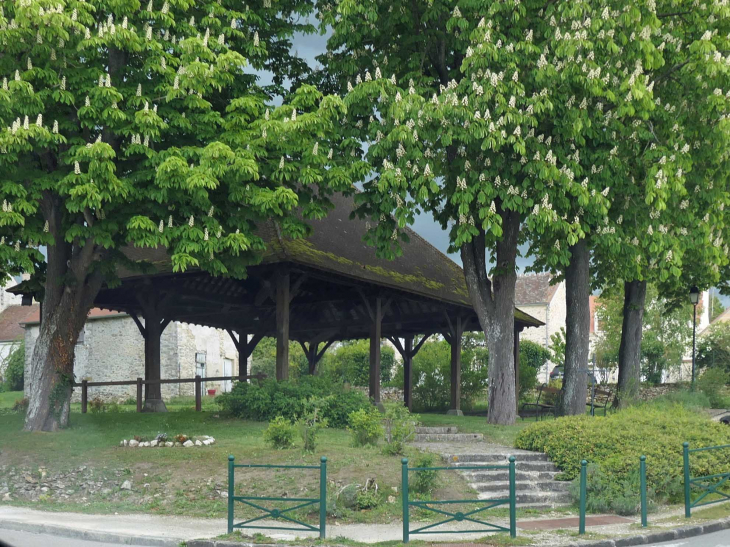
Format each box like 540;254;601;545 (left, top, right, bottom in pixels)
683;442;730;517
227;455;327;538
401;456;516;543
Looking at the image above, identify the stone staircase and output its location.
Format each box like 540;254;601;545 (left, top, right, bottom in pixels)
413;426;484;443
445;450;572;508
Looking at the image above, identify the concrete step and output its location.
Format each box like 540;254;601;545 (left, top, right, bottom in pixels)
447;452;548;463
465;470;560;482
472;480;571;493
451;460;558;472
415;426;459;434
413;433;483;442
477;490;573;505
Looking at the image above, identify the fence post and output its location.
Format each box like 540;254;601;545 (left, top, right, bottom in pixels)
640;455;647;527
402;458;409;543
579;460;587;535
320;457;327;539
195;375;202;412
81;380;88;414
683;442;691;518
228;455;235;534
509;456;516;538
136;378;143;413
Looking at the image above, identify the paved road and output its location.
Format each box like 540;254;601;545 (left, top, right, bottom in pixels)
647;527;730;546
0;529;148;547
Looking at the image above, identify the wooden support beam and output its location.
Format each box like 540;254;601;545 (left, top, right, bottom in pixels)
369;296;382;407
275;270;290;381
403;336;414;411
514;324;522;415
447;315;464;416
227;331;263;380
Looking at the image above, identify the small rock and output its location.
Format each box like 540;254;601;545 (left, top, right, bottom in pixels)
183;440;194;448
120;480;132;491
165;442;173;448
24;475;37;484
219;491;228;498
203;440;212;446
150;440;158;447
141;442;150;447
128;440;139;448
174;442;181;447
101;488;112;495
2;493;11;502
387;496;396;504
195;440;202;447
143;483;150;488
119;441;125;447
209;438;215;444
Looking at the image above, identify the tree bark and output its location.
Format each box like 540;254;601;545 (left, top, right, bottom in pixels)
460;208;520;425
615;280;647;408
559;239;590;416
25;194;104;431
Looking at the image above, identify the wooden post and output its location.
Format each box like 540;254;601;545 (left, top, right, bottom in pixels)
81;380;88;414
514;324;521;415
403;336;414;411
275;270;290;381
136;377;143;413
448;316;463;416
227;332;263;381
195;374;202;411
369;297;382;407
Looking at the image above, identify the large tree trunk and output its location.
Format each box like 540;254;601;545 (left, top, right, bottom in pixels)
461;208;520;425
559;239;590;416
24;194;104;431
615;280;647;408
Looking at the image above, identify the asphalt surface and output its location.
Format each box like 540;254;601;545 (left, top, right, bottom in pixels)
647;527;730;546
0;528;147;547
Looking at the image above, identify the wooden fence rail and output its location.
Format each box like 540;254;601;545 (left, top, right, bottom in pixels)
76;374;266;413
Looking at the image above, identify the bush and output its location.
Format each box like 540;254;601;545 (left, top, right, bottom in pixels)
650;388;711;410
515;402;730;505
12;397;28;413
263;416;296;449
411;453;439;495
216;377;370;428
568;463;658;516
321;339;394;386
519;340;548;398
297;402;327;453
697;368;730;409
89;396;106;413
382;404;418;456
2;341;24;392
347;407;383;447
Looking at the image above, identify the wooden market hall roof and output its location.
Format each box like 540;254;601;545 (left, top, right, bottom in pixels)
15;194;542;341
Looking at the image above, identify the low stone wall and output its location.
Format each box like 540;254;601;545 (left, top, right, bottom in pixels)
353;386;404;403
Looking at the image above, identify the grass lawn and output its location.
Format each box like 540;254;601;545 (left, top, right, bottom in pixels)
0;394;517;525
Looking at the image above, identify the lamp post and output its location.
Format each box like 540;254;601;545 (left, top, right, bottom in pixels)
689;286;700;390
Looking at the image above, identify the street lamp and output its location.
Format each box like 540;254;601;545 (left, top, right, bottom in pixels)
689;286;700;389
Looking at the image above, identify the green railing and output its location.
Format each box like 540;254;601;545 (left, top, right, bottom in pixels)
401;456;516;543
683;442;730;517
227;455;327;538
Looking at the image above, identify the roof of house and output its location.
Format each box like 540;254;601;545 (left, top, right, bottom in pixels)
515;273;561;306
700;306;730;336
19;306;125;327
0;304;38;342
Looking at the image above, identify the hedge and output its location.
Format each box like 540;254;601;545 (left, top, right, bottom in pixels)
515;402;730;503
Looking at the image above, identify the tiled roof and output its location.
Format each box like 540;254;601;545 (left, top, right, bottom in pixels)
20;307;124;327
0;305;38;342
515;273;560;306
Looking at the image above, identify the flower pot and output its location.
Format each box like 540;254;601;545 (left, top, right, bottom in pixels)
207;389;216;396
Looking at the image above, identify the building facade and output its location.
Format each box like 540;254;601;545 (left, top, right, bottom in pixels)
21;307;243;402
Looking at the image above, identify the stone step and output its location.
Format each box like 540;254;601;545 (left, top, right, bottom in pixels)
413;433;483;442
446;452;548;463
471;480;571;493
477;490;573;505
414;426;459;434
451;460;558;472
465;470;560;482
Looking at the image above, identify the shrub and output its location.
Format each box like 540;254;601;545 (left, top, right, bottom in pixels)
382;404;418;456
89;396;106;413
321;339;394;386
515;403;730;505
216;378;370;428
568;463;658;516
263;416;296;449
2;341;24;392
356;487;381;509
347;407;383;447
411;453;439;495
12;397;28;413
697;368;730;408
650;389;711;410
297;403;327;453
519;340;548;398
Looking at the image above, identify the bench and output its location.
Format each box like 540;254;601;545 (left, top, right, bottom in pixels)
587;388;612;416
520;385;561;421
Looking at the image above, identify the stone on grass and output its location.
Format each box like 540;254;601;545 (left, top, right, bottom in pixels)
2;493;11;502
120;480;132;491
195;440;202;446
387;496;396;504
183;440;194;448
203;440;212;446
165;442;174;447
150;440;158;447
128;440;139;448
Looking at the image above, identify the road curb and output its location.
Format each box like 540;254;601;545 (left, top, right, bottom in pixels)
564;517;730;547
0;517;185;547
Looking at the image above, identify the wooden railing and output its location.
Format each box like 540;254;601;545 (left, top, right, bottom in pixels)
75;374;266;413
